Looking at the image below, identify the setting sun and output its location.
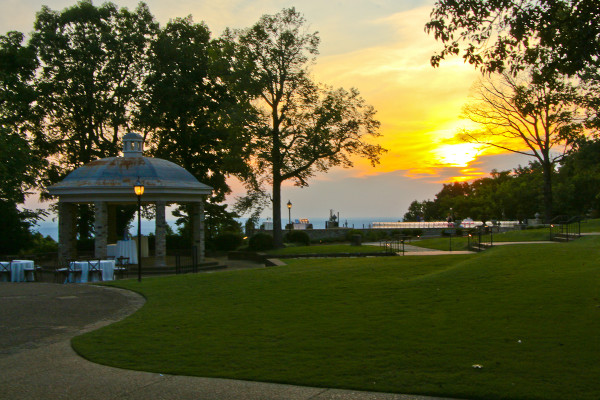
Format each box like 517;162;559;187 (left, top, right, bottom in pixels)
433;142;482;168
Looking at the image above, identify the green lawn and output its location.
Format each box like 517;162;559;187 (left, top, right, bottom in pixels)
266;243;387;255
580;218;600;233
73;236;600;400
413;228;552;251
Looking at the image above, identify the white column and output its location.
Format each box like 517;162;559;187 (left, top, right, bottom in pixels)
191;201;205;262
58;202;77;264
94;201;108;259
155;200;167;267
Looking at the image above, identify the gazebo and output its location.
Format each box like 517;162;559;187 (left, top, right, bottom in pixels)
48;133;213;267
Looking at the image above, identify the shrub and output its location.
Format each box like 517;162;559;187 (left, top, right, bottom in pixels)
213;232;244;251
401;229;413;237
344;229;363;241
284;230;310;246
249;233;274;251
365;230;386;241
23;232;58;254
166;234;190;250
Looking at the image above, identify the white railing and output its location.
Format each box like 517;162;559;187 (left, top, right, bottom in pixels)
372;220;520;229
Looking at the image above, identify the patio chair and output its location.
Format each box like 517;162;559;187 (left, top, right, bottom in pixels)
67;261;83;283
114;256;129;279
88;259;103;282
0;262;11;282
54;259;71;284
23;263;39;282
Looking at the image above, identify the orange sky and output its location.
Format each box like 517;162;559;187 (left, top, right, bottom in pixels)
312;5;499;183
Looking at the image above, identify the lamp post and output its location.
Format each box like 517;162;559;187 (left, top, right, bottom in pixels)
134;179;144;282
448;207;453;251
287;200;292;229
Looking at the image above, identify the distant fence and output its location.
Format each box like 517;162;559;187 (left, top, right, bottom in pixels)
372;221;521;229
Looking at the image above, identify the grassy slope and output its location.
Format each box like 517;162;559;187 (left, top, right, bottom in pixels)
73;237;600;400
414;228;552;251
266;244;386;255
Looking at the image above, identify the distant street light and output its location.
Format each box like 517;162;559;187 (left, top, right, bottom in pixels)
134;178;144;282
287;200;292;229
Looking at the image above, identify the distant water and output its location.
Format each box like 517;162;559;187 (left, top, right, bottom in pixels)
34;216;402;241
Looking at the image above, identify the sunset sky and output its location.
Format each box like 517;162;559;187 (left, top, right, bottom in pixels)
3;0;532;221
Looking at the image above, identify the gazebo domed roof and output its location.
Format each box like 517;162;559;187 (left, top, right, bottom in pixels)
48;133;212;203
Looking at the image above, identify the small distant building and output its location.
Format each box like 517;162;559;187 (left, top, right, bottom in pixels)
293;218;313;230
260;221;274;231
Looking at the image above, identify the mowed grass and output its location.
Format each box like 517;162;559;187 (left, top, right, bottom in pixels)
266;243;386;255
73;236;600;400
580;218;600;233
414;228;552;251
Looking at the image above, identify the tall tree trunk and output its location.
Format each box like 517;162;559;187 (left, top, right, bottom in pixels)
542;161;553;223
272;176;283;248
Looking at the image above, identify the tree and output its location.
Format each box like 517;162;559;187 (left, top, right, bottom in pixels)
141;16;255;202
403;200;426;222
426;0;600;127
459;72;583;221
29;0;158;238
31;0;158;178
403;166;545;224
425;0;600;78
0;32;44;203
555;138;600;216
139;16;257;240
232;8;384;246
0;32;47;254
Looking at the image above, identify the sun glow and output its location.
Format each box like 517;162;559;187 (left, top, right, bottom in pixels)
433;143;482;168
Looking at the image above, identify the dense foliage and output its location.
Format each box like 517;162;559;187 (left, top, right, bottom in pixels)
404;139;600;222
248;232;274;251
211;232;244;252
284;230;310;246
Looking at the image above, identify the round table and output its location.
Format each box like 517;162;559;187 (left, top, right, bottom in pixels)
68;260;115;283
0;260;35;282
116;240;137;264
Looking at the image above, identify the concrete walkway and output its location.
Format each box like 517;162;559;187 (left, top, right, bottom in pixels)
363;243;474;256
0;282;457;400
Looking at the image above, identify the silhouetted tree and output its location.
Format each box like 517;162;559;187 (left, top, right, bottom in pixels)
0;32;46;253
460;73;584;221
426;0;600;127
230;8;384;247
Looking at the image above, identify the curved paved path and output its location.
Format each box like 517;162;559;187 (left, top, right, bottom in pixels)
0;283;457;400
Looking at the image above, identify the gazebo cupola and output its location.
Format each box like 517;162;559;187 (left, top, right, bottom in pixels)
48;132;213;267
123;132;144;157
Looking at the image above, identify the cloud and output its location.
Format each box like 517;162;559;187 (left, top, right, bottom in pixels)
311;5;481;180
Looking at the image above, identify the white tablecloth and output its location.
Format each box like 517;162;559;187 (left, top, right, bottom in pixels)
0;260;35;282
107;244;117;258
69;260;115;283
133;236;149;257
116;240;137;264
